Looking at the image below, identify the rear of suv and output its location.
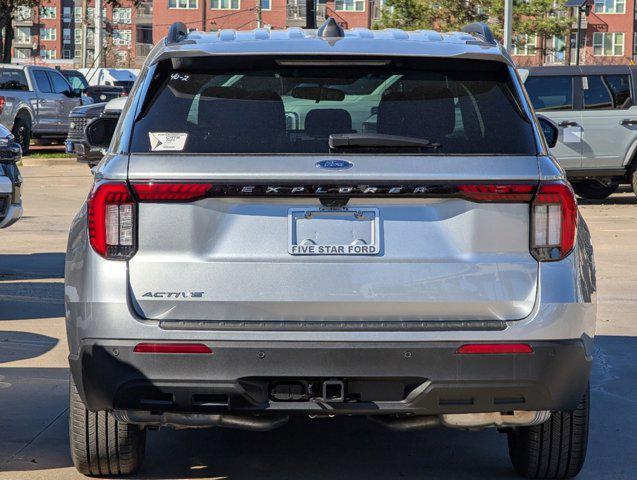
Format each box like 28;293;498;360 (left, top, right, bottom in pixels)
65;21;596;479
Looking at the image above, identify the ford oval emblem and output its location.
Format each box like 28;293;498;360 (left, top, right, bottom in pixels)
315;159;353;170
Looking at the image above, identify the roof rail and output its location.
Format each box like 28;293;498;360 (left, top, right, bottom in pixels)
461;22;496;45
166;22;188;45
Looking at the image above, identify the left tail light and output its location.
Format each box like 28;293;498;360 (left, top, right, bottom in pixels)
87;182;136;259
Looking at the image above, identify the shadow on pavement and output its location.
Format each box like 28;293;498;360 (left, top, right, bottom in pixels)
0;331;58;363
0;281;64;320
0;253;65;280
578;194;637;206
1;336;635;479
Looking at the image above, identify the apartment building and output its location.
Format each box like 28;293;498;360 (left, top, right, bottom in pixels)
11;0;151;68
11;0;388;67
512;1;637;66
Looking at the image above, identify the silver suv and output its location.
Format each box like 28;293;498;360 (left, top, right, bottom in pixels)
526;65;637;199
65;20;596;478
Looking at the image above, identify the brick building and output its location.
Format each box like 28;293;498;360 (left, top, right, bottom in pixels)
16;0;633;68
9;0;388;67
511;1;637;66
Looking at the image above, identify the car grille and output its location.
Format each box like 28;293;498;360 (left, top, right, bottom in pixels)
67;116;89;140
0;194;8;218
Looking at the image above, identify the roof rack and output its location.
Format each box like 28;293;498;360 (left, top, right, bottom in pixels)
166;22;188;45
461;22;496;45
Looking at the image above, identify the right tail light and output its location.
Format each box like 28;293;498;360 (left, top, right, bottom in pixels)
531;182;577;261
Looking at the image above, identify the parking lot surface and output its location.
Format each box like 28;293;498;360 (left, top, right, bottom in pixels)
1;163;636;479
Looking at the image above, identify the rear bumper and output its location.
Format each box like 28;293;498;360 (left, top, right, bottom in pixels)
70;339;591;415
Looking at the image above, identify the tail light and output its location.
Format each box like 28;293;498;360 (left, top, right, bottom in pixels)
0;96;5;115
531;182;577;261
87;182;136;259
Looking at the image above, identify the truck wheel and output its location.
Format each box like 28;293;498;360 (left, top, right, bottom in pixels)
12;116;31;155
69;375;146;476
572;180;618;200
507;384;589;479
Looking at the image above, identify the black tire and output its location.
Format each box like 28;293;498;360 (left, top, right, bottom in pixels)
12;116;31;155
572;180;618;200
69;375;146;476
507;385;589;479
631;169;637;197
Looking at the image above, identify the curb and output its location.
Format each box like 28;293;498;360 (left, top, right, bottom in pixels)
20;157;82;167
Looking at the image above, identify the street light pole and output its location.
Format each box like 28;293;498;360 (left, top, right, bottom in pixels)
504;0;513;52
575;6;582;65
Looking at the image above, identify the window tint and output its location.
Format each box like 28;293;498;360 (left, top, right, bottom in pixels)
525;76;573;111
48;71;71;94
33;70;52;93
131;59;535;155
584;74;631;109
0;69;29;91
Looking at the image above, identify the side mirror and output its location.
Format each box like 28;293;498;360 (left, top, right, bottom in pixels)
537;115;558;149
86;117;118;149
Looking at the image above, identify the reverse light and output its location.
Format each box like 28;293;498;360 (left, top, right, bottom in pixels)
0;96;5;115
456;343;533;354
87;182;136;259
531;182;577;261
133;343;213;354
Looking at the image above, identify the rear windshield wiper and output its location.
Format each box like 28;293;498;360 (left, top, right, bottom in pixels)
329;133;441;150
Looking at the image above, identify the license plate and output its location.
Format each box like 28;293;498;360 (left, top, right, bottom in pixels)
288;207;380;255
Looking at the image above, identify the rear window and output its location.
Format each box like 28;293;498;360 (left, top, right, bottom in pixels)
0;69;29;91
130;58;536;155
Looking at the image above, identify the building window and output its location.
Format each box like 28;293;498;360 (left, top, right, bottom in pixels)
63;6;71;21
210;0;240;8
512;34;537;56
16;6;33;21
113;29;132;46
15;26;31;43
63;49;73;59
113;7;132;24
545;35;566;64
39;6;57;19
63;28;71;44
261;0;270;9
14;48;32;60
594;0;625;13
169;0;198;9
335;0;365;11
40;48;56;59
40;27;57;41
593;32;624;56
74;6;82;20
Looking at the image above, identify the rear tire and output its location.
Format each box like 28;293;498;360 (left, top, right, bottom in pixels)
572;180;617;200
507;385;589;479
12;116;31;155
69;375;146;476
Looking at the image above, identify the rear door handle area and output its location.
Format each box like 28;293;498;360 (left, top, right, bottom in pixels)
621;119;637;126
558;120;578;127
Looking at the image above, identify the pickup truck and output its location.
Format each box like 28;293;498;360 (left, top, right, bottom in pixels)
0;64;82;154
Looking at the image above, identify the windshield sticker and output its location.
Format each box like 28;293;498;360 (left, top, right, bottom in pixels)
149;132;188;151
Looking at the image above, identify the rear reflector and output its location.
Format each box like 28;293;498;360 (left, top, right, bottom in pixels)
133;343;213;354
456;343;533;354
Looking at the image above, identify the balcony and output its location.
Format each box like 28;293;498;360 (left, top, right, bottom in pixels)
136;42;152;57
136;2;153;23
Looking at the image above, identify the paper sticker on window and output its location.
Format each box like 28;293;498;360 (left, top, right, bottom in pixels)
149;132;188;151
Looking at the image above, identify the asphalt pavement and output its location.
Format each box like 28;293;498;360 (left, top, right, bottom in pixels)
1;163;636;479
